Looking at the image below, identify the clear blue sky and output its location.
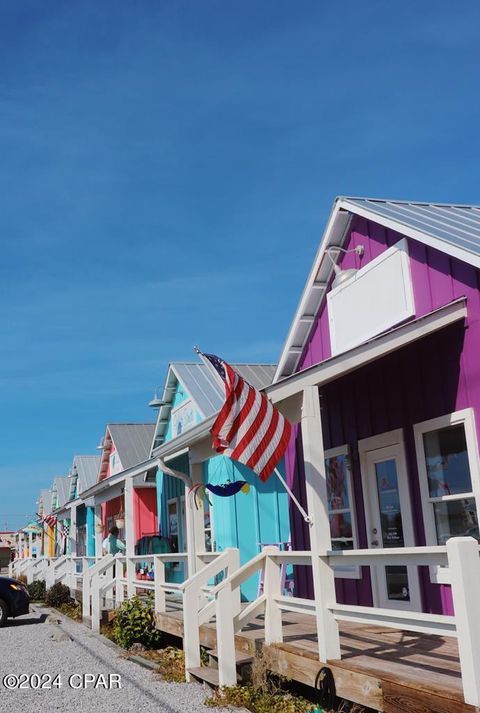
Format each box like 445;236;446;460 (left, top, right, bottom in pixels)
1;1;479;530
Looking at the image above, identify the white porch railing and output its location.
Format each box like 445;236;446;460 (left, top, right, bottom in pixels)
208;538;480;707
180;548;240;678
84;552;191;633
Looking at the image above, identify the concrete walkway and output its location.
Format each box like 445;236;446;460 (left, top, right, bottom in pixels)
0;607;226;713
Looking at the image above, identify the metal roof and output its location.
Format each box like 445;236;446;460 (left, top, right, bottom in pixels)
108;424;156;470
54;477;70;508
275;196;480;381
39;489;52;515
152;362;276;450
72;455;101;495
343;197;480;262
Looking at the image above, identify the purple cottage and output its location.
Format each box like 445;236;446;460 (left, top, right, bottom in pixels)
269;197;480;617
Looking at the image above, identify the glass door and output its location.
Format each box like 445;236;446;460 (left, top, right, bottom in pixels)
360;433;422;611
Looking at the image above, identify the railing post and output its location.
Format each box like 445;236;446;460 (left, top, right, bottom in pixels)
126;557;135;598
154;556;166;614
447;537;480;707
228;548;241;616
115;557;125;606
216;582;238;687
184;577;202;678
82;570;91;621
263;546;283;645
91;573;101;633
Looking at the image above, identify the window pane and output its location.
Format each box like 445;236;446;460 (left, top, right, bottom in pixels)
433;498;479;544
326;453;350;510
423;425;472;497
375;459;405;547
385;565;410;601
329;511;353;541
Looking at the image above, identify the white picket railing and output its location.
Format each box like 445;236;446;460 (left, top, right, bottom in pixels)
209;537;480;707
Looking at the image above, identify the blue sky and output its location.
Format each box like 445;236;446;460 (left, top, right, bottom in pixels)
1;1;479;530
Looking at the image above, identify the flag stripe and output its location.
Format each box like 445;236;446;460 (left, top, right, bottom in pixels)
205;353;292;482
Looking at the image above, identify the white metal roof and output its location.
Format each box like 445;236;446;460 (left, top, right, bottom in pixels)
72;455;101;496
275;196;480;381
152;362;276;450
107;423;156;471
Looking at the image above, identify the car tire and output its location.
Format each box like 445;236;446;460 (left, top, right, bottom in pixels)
0;599;8;627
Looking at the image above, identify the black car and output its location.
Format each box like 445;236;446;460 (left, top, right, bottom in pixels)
0;577;30;626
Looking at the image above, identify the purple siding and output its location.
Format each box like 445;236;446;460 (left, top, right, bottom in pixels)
288;216;480;615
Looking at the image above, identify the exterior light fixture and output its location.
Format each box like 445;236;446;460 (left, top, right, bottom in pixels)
325;245;365;288
148;390;166;408
96;438;104;451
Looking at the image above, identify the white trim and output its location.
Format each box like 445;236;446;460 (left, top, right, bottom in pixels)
413;408;480;584
274;201;351;381
325;444;360;580
359;429;422;611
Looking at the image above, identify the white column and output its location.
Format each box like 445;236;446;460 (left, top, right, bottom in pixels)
124;477;136;597
94;504;103;557
28;532;33;557
69;504;77;557
186;456;206;577
301;384;341;661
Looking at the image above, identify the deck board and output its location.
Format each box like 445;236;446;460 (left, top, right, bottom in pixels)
156;601;474;712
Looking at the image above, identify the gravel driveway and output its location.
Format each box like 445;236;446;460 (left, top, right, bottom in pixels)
0;606;227;713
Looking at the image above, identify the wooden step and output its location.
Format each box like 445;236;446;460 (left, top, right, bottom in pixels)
208;649;253;666
188;666;221;687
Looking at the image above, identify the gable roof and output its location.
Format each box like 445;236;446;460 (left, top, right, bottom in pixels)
39;489;52;516
54;477;70;508
152;362;277;450
275;196;480;381
72;455;101;496
106;423;155;471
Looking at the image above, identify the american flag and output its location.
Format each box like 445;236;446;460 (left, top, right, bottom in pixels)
203;353;292;482
42;514;57;528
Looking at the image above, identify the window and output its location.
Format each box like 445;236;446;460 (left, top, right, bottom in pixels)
203;501;214;552
167;500;179;553
414;409;480;583
325;445;359;578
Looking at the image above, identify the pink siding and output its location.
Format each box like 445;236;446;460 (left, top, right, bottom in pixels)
133;488;158;541
289;215;480;615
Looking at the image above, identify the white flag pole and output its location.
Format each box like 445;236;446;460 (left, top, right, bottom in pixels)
273;467;312;525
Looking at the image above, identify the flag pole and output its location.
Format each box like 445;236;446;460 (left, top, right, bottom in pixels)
194;345;226;390
273;467;313;525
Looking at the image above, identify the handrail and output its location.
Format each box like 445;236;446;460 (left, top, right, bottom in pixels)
210;550;266;596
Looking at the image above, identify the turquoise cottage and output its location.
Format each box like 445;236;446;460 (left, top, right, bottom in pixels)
150;361;291;600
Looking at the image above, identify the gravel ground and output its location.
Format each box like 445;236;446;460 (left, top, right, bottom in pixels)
0;606;228;713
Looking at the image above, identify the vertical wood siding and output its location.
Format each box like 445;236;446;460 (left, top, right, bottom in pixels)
288;216;480;614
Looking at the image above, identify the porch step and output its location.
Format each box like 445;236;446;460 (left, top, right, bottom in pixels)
188;666;222;687
208;649;253;666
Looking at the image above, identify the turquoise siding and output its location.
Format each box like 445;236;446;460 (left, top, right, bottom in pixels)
86;506;95;557
203;456;290;600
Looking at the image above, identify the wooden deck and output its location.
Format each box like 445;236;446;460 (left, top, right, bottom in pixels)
156;600;475;713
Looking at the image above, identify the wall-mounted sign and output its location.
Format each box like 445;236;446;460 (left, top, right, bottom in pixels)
171;400;196;437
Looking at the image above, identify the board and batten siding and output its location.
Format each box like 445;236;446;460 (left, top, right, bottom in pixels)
287;215;480;615
203;456;290;601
